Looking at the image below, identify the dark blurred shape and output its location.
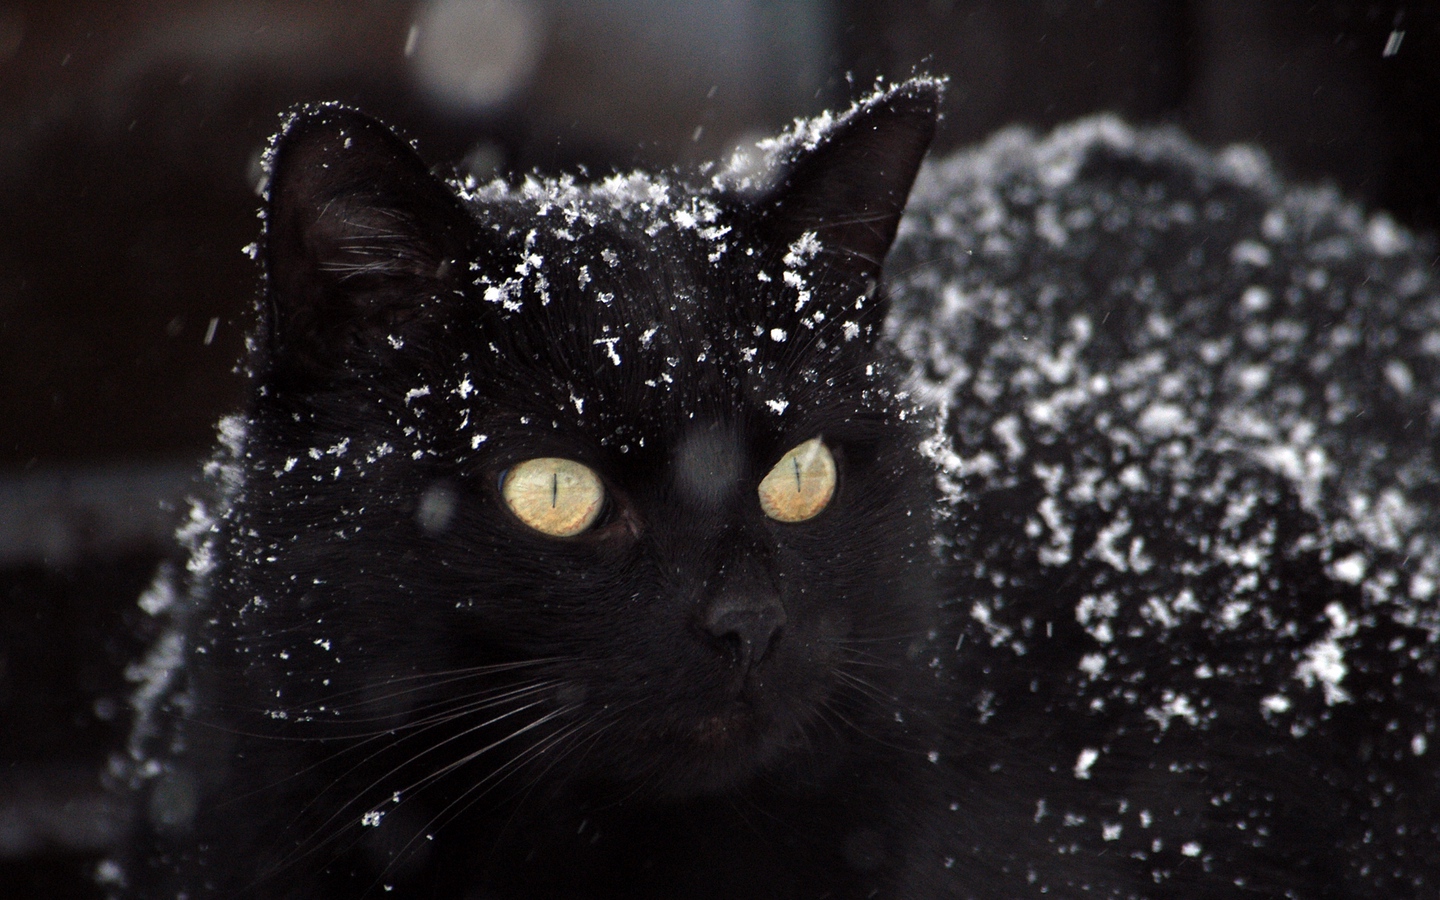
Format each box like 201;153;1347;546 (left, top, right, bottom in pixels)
838;0;1189;146
837;0;1440;231
0;548;161;899
1202;0;1440;237
0;464;192;568
517;0;832;167
410;0;544;112
0;764;128;858
0;8;23;63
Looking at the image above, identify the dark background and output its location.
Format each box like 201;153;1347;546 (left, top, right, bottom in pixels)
1;1;1437;895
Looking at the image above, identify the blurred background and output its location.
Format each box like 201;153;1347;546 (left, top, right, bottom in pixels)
0;0;1436;895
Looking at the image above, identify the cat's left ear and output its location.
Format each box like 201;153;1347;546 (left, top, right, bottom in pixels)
757;79;941;288
262;104;472;390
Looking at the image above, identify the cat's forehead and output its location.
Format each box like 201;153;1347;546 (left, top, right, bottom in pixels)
414;205;866;457
461;170;732;271
409;167;896;460
458;182;787;374
463;169;718;231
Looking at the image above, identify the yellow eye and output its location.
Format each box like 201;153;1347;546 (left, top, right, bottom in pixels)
758;438;836;523
501;458;605;537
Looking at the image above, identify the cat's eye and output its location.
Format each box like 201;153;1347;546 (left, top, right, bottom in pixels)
501;458;605;537
758;438;836;523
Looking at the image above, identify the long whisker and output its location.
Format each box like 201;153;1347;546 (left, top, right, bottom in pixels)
836;631;927;646
187;659;569;739
299;678;564;732
834;669;899;707
836;645;902;670
807;698;847;744
223;658;568;719
249;683;566;883
430;710;591;829
273;696;558;871
825;677;916;754
367;706;591;889
311;659;567;710
499;700;647;833
386;700;566;800
214;679;562;814
817;696;866;737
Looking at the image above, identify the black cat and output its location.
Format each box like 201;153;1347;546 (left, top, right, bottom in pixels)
117;80;1439;899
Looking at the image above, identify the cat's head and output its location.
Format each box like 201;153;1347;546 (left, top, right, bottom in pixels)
224;80;943;798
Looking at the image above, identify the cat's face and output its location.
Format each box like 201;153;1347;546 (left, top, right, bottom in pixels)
220;85;942;800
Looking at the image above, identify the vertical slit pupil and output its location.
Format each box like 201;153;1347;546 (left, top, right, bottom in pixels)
793;456;802;492
552;472;558;507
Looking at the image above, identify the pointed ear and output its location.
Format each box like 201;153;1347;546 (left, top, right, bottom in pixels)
758;80;941;284
262;104;471;389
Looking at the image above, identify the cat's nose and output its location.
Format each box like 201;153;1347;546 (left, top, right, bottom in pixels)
702;595;786;674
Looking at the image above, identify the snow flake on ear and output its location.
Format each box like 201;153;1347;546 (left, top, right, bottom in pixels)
729;76;946;190
757;108;837;159
592;170;674;214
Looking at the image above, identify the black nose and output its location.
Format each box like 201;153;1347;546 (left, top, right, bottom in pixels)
702;595;786;674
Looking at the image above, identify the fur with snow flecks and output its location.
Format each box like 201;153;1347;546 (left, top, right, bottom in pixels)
891;115;1439;896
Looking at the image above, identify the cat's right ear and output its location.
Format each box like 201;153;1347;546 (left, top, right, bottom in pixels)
262;105;471;390
756;80;941;289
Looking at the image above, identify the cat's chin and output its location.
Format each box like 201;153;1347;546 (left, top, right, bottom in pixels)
626;699;818;798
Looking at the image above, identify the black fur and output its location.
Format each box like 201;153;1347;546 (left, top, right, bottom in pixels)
119;81;1439;899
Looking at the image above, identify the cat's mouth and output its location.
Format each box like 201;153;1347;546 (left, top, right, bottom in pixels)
636;702;797;795
691;706;757;748
597;694;798;796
